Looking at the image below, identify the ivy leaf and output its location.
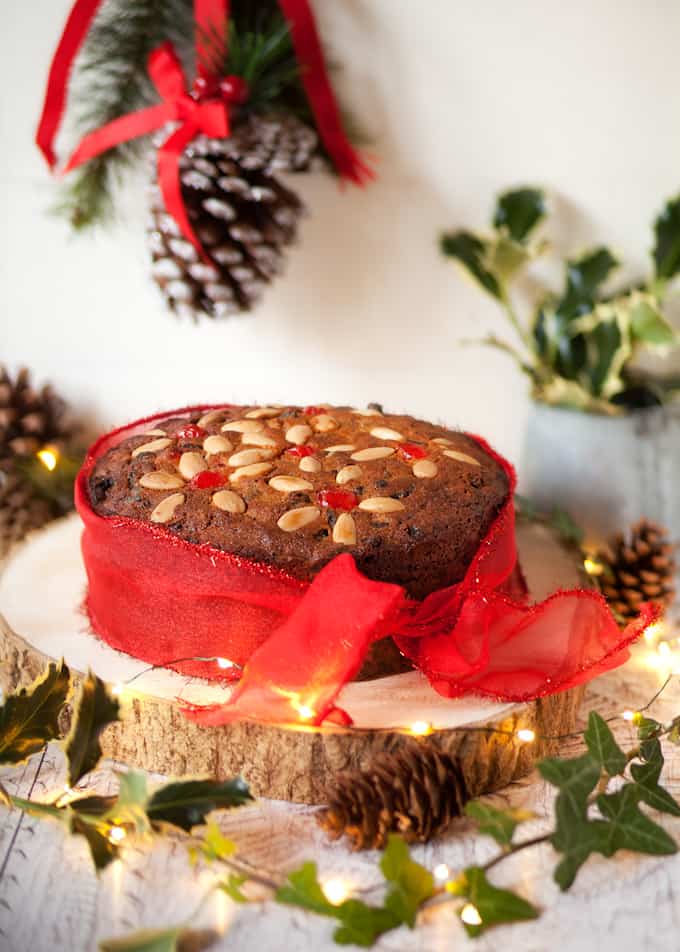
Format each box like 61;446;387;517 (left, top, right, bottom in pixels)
146;777;253;832
0;660;71;764
584;712;627;776
332;901;400;947
653;194;680;281
465;801;533;848
552;817;607;890
456;866;539;938
636;715;662;741
667;717;680;746
596;784;678;856
549;507;584;545
380;835;434;927
275;861;337;917
218;873;249;904
63;671;120;787
198;820;237;863
100;927;217;952
557;248;619;321
629;296;676;347
629;740;680;816
440;231;502;299
493;187;546;244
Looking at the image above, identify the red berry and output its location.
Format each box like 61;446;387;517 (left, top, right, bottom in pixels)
304;405;325;416
286;444;315;458
190;470;226;490
219;75;249;104
397;442;427;461
316;489;358;511
176;423;206;441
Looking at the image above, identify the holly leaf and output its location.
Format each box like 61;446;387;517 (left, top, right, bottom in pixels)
493;187;546;243
332;901;400;947
63;671;120;786
218;873;249;904
629;740;680;816
71;814;121;870
146;777;252;832
653;194;680;281
557;248;619;321
276;861;337;917
440;231;502;299
596;784;678;856
584;711;627;776
100;927;217;952
380;835;434;927
456;866;539;938
465;801;533;848
0;660;71;764
629;295;676;347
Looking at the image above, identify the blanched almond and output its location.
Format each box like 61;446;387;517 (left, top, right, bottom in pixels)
325;444;356;454
370;426;404;441
229;462;273;481
203;434;232;455
299;456;321;473
268;475;314;493
311;414;338;432
139;471;185;490
351;408;381;416
336;464;362;485
241;431;278;448
285;424;312;445
332;513;357;545
144;428;167;437
432;437;453;446
150;493;185;523
245;406;281;419
228;448;276;467
277;506;320;532
443;449;480;466
221;419;264;433
350;447;395;462
178;451;207;480
132;437;172;457
358;497;405;513
212;490;246;513
413;459;438;478
197;408;229;428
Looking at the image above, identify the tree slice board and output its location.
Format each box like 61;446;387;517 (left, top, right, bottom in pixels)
0;514;587;803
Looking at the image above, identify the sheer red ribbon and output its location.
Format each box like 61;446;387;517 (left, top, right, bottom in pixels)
75;406;657;728
36;0;372;259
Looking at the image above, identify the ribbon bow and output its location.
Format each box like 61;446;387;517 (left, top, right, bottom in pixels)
36;0;372;261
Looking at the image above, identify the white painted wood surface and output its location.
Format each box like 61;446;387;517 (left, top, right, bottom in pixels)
1;646;679;952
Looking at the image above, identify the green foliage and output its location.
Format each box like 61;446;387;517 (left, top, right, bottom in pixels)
441;186;680;413
465;801;534;848
448;866;539;938
380;835;434;928
0;661;71;764
146;777;252;831
63;671;120;786
99;926;217;952
583;712;627;776
218;873;249;904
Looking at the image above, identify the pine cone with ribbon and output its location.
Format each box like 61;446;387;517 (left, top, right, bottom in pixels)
598;519;676;623
319;744;469;850
148;112;318;319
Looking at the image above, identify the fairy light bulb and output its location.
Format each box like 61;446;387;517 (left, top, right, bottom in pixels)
658;641;672;658
622;709;636;722
516;728;536;743
461;903;482;926
583;558;604;577
644;621;664;645
433;863;450;882
322;877;351;905
111;683;123;697
37;446;58;471
216;657;234;669
108;825;126;844
410;721;432;736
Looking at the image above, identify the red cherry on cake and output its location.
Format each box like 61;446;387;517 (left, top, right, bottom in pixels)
286;444;315;458
190;471;226;490
316;489;358;511
397;442;427;460
303;405;325;416
176;423;206;441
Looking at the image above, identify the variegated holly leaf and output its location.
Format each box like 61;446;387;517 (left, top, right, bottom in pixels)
557;247;619;321
653;194;680;281
146;777;252;831
493;187;546;244
440;231;502;299
63;670;120;786
629;294;676;347
0;660;71;764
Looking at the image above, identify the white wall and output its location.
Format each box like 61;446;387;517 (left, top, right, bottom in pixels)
3;0;680;473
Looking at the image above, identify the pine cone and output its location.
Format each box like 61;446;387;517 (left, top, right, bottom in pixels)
319;744;469;850
0;467;54;558
598;519;676;622
148;113;318;319
0;365;70;463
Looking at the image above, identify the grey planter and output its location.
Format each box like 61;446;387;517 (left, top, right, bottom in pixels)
520;403;680;551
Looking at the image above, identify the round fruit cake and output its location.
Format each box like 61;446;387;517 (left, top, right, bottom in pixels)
89;404;509;601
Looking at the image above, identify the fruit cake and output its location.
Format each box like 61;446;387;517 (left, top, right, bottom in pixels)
88;404;509;601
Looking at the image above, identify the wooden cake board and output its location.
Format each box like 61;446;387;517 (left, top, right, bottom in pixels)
0;515;586;804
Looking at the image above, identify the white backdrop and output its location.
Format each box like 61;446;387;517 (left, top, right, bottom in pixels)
3;0;680;473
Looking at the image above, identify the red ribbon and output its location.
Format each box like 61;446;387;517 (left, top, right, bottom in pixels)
36;0;371;257
75;406;658;729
